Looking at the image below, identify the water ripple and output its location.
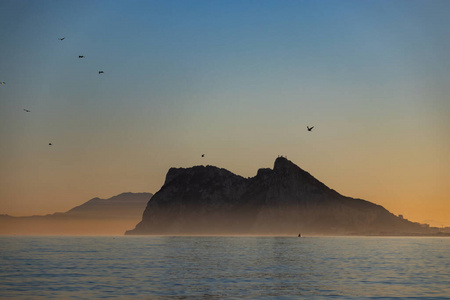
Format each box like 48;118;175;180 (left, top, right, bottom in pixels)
0;236;449;299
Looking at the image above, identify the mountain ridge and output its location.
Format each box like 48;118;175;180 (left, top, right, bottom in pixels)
126;157;439;236
0;192;152;235
65;192;152;218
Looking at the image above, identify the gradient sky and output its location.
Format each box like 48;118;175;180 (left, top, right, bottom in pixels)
1;0;449;227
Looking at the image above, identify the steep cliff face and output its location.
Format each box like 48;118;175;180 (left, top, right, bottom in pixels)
128;166;250;234
126;157;429;235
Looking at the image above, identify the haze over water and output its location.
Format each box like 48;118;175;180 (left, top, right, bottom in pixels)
1;236;449;299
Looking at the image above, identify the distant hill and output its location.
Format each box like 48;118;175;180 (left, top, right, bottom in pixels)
64;192;152;219
126;158;441;236
0;192;152;235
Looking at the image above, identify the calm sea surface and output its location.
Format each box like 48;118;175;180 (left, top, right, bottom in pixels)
0;236;449;299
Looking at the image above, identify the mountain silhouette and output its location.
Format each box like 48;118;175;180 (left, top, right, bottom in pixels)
126;157;439;236
64;192;152;219
0;192;152;235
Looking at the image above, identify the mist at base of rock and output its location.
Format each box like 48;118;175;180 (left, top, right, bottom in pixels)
126;158;444;236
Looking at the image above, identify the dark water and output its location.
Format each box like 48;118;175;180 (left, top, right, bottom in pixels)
0;236;449;299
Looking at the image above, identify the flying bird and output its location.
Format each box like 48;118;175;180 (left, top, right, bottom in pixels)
98;71;104;74
78;55;84;58
58;37;65;41
23;109;31;112
201;154;205;157
49;143;52;146
0;82;6;85
307;126;314;131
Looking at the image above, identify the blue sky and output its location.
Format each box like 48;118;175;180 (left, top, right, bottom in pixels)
1;0;449;226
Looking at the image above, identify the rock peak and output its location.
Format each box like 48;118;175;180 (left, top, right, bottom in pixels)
126;157;432;236
273;156;300;173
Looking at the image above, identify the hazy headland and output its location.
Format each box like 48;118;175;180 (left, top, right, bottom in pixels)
126;157;449;236
0;192;152;235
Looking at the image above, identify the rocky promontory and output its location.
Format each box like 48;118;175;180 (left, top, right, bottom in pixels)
126;157;437;236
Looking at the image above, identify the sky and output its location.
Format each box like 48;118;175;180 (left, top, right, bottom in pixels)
0;0;449;227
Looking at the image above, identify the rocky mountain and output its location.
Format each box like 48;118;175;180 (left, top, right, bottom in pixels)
0;192;152;235
63;192;152;219
126;157;437;236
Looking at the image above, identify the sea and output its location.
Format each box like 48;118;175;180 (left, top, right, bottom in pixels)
0;236;449;299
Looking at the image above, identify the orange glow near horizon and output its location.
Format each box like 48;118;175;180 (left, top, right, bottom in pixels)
0;1;449;229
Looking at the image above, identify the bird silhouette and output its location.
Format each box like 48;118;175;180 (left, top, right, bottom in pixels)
201;154;205;157
307;126;314;131
49;143;52;146
98;71;104;74
78;55;84;58
58;37;65;41
23;109;31;112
